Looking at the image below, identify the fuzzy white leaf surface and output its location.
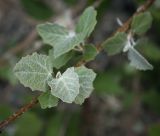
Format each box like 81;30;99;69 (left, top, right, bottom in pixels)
14;53;53;91
75;66;96;104
48;67;80;103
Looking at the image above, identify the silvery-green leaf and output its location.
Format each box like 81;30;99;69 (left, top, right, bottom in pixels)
38;91;59;109
74;66;96;104
76;7;97;38
83;44;98;61
37;23;84;58
131;12;153;35
102;32;127;55
49;49;73;69
14;53;53;91
128;47;153;70
48;67;80;103
37;23;68;44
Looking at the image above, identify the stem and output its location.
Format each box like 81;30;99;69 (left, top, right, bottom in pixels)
118;0;155;32
0;0;155;131
0;96;39;131
96;0;155;51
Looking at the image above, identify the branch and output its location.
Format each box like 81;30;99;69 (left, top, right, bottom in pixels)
96;0;155;51
0;96;39;131
116;0;155;33
0;0;155;131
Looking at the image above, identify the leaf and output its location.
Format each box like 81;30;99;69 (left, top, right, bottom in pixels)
49;49;73;69
48;67;80;103
14;53;53;91
102;32;127;55
74;66;96;104
83;44;98;61
37;23;84;58
76;6;97;38
128;47;153;70
38;91;59;109
131;12;153;35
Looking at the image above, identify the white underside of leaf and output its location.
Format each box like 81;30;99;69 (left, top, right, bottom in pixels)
128;47;153;70
48;67;80;103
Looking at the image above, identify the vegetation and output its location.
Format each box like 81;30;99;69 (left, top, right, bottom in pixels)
0;0;159;135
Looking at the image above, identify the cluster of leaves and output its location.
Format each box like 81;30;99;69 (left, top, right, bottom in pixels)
14;7;97;109
13;6;154;109
102;11;153;70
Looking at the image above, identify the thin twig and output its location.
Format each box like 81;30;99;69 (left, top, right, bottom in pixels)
96;0;155;51
117;0;155;33
0;0;155;131
0;96;39;130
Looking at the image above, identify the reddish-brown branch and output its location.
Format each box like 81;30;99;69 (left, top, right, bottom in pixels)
116;0;155;33
96;0;155;51
0;0;155;131
0;96;39;130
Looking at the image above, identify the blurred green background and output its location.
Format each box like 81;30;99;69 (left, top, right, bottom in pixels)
0;0;160;136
